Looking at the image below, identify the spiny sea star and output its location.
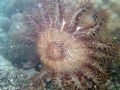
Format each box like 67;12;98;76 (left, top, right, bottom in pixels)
25;0;119;90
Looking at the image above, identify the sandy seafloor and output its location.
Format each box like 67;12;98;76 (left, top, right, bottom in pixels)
0;0;120;90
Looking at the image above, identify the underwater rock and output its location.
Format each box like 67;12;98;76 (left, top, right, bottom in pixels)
1;13;40;69
0;68;29;90
9;13;28;33
0;32;8;44
0;55;30;90
3;0;38;17
0;15;11;32
34;62;42;72
4;0;25;17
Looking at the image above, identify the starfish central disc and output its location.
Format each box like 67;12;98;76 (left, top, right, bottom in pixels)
37;28;88;72
46;41;65;60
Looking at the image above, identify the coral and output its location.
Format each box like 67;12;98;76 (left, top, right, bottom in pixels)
24;0;119;90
